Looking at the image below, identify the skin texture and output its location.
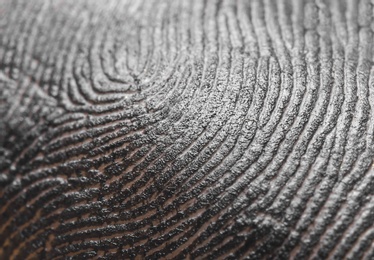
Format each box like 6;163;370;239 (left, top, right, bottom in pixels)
1;0;374;259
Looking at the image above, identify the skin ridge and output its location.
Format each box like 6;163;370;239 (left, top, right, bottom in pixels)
0;0;374;259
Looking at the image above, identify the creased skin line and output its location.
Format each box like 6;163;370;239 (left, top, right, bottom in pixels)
1;0;374;259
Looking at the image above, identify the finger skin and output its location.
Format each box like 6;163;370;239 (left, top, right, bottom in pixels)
1;0;374;259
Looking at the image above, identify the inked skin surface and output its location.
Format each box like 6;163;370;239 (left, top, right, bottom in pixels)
1;0;374;259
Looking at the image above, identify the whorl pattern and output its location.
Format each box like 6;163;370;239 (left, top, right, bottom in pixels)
1;0;374;259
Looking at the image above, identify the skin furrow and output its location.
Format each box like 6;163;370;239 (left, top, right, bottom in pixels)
1;0;374;259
